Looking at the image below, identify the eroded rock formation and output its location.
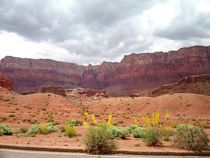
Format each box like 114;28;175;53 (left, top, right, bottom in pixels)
40;86;66;97
0;74;13;90
151;74;210;96
0;45;210;96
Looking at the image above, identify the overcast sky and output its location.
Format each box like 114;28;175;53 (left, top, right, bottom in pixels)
0;0;210;65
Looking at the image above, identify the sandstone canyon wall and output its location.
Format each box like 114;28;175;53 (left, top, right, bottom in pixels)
151;74;210;96
0;74;13;90
0;45;210;95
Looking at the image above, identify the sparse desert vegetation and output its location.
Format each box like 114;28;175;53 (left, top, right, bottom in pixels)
0;88;210;154
173;124;209;152
0;0;210;155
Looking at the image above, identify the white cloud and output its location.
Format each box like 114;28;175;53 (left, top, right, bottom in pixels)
0;31;43;59
0;0;210;65
0;31;76;63
0;31;118;65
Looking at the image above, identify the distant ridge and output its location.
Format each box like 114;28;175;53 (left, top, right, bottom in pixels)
0;45;210;96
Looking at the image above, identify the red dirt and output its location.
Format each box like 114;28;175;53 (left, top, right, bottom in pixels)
0;89;210;151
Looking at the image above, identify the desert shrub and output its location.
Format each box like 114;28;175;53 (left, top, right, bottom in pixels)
0;124;13;136
84;124;116;154
28;122;58;136
125;124;139;134
64;125;77;138
39;124;49;135
45;122;59;133
67;119;81;126
143;127;161;146
132;127;145;138
173;124;209;152
27;124;40;135
108;126;128;139
160;126;175;141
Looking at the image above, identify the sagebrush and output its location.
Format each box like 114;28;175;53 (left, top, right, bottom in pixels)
84;124;116;154
142;127;161;146
173;124;209;152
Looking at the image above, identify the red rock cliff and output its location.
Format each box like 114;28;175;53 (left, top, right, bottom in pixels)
111;45;210;88
0;74;13;90
151;74;210;96
0;45;210;95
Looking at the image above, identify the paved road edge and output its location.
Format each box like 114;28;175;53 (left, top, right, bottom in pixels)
0;144;209;156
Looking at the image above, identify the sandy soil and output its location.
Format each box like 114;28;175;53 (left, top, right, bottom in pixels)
0;127;209;152
0;88;210;151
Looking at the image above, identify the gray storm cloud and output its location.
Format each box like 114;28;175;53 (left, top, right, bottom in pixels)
0;0;210;64
155;1;210;40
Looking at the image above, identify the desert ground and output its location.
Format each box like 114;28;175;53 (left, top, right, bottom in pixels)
0;86;210;152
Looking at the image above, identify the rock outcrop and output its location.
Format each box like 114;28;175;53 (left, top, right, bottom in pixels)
0;74;13;90
0;45;210;96
151;74;210;96
40;86;66;97
66;88;108;98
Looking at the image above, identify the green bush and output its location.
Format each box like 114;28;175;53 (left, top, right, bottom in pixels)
27;124;40;135
67;119;81;126
27;122;58;136
160;126;175;141
0;124;13;136
173;124;209;152
45;122;59;133
84;124;116;154
64;125;77;138
143;127;161;146
124;124;139;134
108;126;128;139
39;124;49;135
132;127;145;138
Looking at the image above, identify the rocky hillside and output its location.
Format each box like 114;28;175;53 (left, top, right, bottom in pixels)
0;45;210;95
0;74;13;90
151;74;210;96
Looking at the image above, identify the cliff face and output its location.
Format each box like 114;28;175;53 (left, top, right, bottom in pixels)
112;46;210;88
0;57;84;93
0;45;210;95
0;74;13;90
151;74;210;96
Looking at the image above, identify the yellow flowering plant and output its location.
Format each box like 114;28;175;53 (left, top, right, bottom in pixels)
141;111;165;127
107;113;112;126
133;117;139;126
83;112;113;128
91;114;97;125
83;121;89;128
84;112;90;121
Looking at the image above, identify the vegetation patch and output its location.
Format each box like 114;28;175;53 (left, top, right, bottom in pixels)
64;125;77;138
142;127;161;146
84;123;116;154
125;124;139;134
173;124;209;152
108;126;128;139
67;119;82;126
0;124;13;136
27;122;58;136
131;127;145;138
